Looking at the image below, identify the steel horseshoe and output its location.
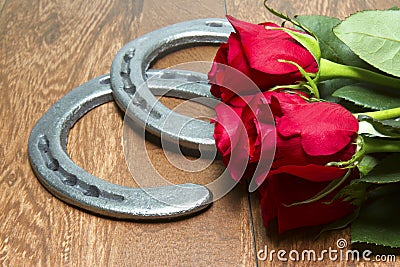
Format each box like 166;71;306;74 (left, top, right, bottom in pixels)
28;70;214;220
111;18;233;151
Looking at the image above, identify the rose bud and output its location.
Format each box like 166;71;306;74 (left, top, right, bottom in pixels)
208;16;320;103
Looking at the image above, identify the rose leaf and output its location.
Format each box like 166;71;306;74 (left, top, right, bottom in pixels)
358;154;400;184
333;10;400;77
295;15;371;69
358;115;400;138
332;84;400;110
318;78;355;101
357;155;379;176
351;183;400;248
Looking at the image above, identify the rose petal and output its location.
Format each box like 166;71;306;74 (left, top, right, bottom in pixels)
277;102;358;156
259;171;357;233
268;164;347;182
213;103;251;181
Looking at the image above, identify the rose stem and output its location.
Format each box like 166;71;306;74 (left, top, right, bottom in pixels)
356;107;400;121
318;58;400;90
364;137;400;154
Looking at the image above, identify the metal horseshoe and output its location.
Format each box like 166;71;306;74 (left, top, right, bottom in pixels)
111;18;232;151
28;70;214;220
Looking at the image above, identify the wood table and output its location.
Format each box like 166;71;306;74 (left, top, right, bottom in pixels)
1;0;398;266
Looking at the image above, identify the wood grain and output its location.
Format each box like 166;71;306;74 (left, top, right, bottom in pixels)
0;0;398;266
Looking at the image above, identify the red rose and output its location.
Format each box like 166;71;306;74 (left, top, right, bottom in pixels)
212;91;359;232
208;16;319;102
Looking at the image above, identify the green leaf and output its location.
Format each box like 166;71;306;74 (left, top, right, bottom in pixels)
333;10;400;77
351;184;400;247
338;99;372;114
358;115;400;138
357;155;379;176
318;78;355;101
335;181;369;206
383;119;400;128
295;15;371;69
359;154;400;184
276;27;321;65
332;84;400;110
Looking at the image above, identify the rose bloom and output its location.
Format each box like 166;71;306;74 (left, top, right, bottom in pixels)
208;16;319;102
212;91;359;232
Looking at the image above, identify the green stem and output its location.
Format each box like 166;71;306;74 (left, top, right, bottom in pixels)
357;107;400;120
319;58;400;90
364;137;400;154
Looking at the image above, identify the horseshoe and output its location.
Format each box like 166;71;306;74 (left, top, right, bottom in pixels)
111;18;232;151
28;71;213;220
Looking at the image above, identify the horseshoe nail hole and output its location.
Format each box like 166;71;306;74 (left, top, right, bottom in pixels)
99;77;111;85
123;79;136;95
46;158;59;171
150;46;219;70
160;72;177;80
38;136;50;150
84;185;100;197
60;172;77;186
205;21;224;27
102;192;125;202
132;97;147;109
38;136;60;171
124;48;135;62
158;71;206;83
120;71;129;78
150;110;162;120
123;54;131;62
124;86;136;96
131;97;162;119
123;79;134;88
186;75;203;83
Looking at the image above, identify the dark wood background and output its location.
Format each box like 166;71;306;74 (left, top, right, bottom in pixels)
1;0;398;266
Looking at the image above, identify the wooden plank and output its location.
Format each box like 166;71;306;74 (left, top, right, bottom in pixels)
0;0;6;15
1;0;399;266
0;0;254;266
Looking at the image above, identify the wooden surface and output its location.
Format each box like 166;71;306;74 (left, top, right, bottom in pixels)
0;0;398;266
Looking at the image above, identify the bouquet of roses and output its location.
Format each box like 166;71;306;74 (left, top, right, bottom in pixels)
208;2;400;248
